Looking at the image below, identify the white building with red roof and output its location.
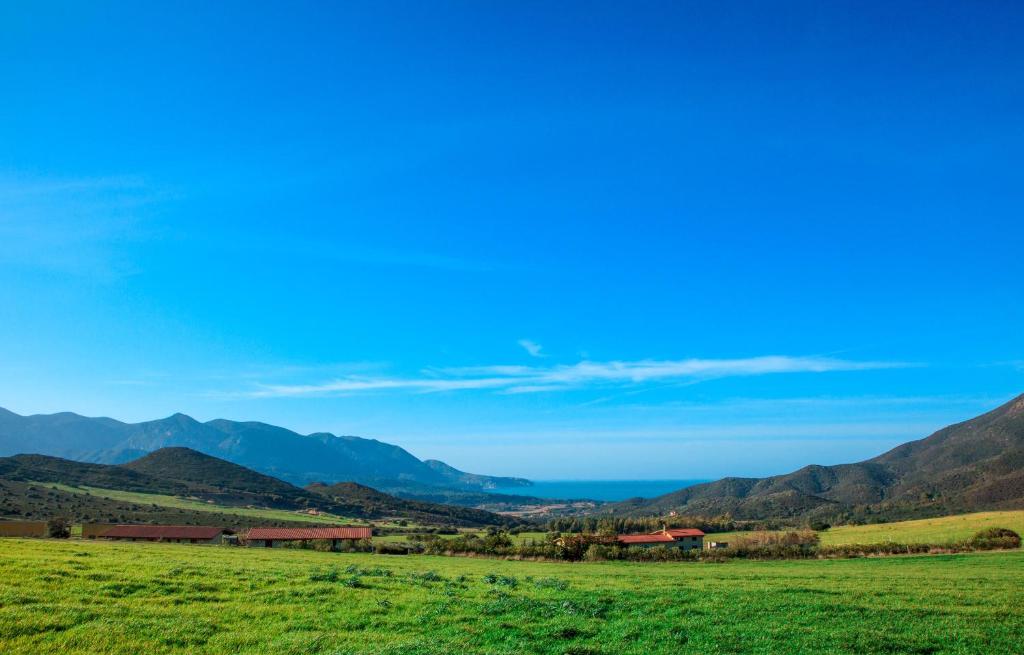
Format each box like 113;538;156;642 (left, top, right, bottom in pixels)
616;528;705;551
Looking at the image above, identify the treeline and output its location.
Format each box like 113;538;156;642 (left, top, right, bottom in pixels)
416;528;1021;563
544;515;787;535
420;531;592;560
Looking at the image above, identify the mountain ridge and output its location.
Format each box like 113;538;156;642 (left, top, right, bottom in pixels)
0;407;530;494
607;393;1024;522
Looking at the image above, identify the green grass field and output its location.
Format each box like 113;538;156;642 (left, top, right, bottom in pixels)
381;512;1024;551
1;538;1021;654
708;510;1024;546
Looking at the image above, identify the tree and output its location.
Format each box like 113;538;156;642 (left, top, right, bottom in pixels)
47;517;71;539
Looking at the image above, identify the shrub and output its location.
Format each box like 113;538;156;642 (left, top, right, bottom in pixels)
408;570;446;583
345;564;392;577
970;528;1021;550
482;573;518;588
47;517;71;539
731;530;820;549
375;542;420;555
817;542;932;558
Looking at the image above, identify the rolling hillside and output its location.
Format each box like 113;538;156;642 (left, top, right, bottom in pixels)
0;479;331;530
706;510;1024;547
609;393;1024;522
0;447;520;528
0;407;531;493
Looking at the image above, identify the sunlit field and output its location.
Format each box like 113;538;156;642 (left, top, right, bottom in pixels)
709;510;1024;546
1;539;1022;654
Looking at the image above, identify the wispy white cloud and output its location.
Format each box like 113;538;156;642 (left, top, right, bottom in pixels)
517;339;546;358
236;355;911;398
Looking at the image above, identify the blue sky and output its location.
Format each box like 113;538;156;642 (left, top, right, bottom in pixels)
1;2;1021;479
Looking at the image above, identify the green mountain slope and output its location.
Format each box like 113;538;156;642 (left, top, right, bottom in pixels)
0;447;520;528
608;393;1024;522
122;447;306;499
0;453;188;495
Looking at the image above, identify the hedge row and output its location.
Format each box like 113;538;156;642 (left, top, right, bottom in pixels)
412;528;1021;562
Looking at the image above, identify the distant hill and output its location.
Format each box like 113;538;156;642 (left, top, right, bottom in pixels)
0;447;520;528
0;453;188;495
122;447;304;499
306;481;524;527
0;407;531;494
608;393;1024;522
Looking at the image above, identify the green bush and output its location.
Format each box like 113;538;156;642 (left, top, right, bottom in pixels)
374;542;420;555
970;528;1021;550
47;517;71;539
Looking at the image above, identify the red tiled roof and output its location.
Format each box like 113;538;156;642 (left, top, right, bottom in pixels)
617;533;676;544
100;525;227;539
245;526;372;540
663;529;705;538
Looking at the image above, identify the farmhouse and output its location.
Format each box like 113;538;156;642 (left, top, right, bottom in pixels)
663;528;705;551
617;528;705;551
244;526;372;549
616;532;676;546
95;525;232;544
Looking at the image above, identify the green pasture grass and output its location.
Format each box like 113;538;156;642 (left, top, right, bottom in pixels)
709;510;1024;546
39;483;363;526
511;530;549;544
0;538;1021;654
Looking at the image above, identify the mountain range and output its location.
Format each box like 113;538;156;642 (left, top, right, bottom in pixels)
0;407;530;496
0;446;518;528
4;395;1023;526
609;393;1024;522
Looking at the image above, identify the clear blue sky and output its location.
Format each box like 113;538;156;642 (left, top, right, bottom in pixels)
1;2;1021;479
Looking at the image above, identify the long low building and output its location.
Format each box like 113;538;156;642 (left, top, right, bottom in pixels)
244;526;372;548
95;525;232;544
82;523;119;539
0;521;48;537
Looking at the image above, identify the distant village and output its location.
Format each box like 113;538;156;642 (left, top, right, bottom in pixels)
0;520;727;551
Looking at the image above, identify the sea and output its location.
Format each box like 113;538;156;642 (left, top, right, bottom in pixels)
490;479;708;502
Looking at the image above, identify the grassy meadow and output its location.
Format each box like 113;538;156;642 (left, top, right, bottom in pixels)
40;483;363;526
1;538;1022;654
709;510;1024;547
